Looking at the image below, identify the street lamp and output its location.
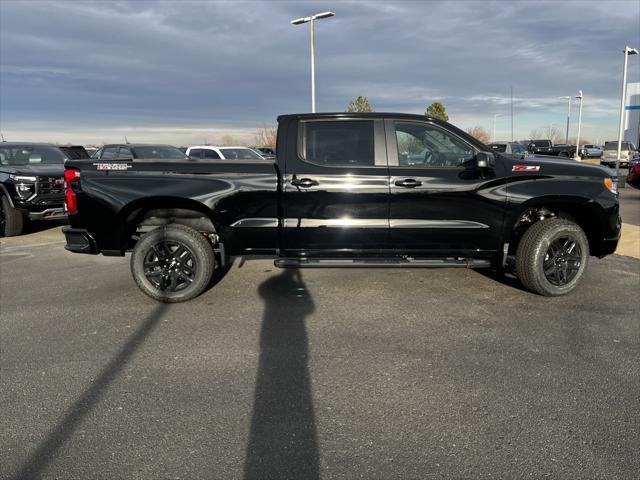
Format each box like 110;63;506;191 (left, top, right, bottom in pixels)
559;96;572;145
615;46;639;184
290;11;335;113
574;90;583;160
492;113;502;142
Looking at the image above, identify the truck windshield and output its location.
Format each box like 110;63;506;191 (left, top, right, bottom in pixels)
0;145;67;165
532;140;551;147
220;148;264;160
131;146;188;159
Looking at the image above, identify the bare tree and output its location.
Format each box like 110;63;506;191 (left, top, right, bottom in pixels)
530;125;563;144
465;126;491;144
255;124;277;148
567;137;591;146
220;134;239;146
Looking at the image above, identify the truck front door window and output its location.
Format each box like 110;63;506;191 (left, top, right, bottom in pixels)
395;122;475;168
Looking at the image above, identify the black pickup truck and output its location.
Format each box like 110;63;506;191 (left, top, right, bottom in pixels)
527;140;576;158
1;143;67;236
63;113;621;302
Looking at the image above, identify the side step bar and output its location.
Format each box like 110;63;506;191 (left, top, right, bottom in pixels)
274;257;491;269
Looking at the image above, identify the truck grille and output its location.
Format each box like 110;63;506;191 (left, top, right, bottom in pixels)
37;176;65;195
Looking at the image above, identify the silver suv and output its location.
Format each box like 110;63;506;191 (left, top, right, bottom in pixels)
601;141;638;167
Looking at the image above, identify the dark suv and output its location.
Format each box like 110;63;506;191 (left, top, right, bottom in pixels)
0;143;67;236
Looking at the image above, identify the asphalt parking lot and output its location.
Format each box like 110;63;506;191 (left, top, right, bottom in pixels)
1;195;639;479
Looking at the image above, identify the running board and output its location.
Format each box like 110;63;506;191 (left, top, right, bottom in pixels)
274;257;491;269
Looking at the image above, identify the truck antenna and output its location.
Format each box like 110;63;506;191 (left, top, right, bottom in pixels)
125;136;130;144
0;132;5;142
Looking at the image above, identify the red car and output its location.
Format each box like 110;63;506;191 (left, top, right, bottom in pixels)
627;158;640;189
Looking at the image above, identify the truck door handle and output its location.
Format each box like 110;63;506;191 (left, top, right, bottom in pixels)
291;177;319;188
394;178;422;188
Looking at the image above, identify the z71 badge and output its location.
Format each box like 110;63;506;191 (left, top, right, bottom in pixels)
512;165;540;172
93;163;132;171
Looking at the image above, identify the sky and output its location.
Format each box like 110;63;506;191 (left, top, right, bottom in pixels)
1;0;639;146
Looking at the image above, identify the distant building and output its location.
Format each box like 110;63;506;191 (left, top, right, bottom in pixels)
624;82;640;146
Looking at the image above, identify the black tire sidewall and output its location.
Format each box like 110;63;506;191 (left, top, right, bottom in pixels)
131;225;215;303
517;219;589;296
0;195;24;237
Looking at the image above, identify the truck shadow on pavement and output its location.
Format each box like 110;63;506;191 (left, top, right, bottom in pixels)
243;269;319;480
11;303;168;480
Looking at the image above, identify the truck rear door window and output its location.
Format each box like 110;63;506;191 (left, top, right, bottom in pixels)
301;120;374;167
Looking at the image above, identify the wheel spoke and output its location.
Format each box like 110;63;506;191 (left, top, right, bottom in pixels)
176;270;194;282
152;245;166;261
180;263;195;275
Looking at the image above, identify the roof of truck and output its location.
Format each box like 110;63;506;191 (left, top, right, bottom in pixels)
277;112;442;123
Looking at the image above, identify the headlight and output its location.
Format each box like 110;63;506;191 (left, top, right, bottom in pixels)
9;175;37;199
604;177;618;195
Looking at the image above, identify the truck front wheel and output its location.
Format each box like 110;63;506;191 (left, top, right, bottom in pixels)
131;224;215;303
0;195;24;237
515;218;589;296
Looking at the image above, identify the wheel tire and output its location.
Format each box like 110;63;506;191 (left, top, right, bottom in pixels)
0;195;24;237
131;224;215;303
515;218;589;297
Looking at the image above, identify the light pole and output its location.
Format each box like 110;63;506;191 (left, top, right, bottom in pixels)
559;96;572;144
492;113;502;142
574;90;583;160
616;46;638;184
291;11;335;113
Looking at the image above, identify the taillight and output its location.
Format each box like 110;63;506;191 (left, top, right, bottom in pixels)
64;168;81;214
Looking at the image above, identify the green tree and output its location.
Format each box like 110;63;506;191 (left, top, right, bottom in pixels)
346;96;373;112
425;102;449;122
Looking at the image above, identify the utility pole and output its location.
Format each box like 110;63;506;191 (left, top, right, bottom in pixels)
291;12;336;113
510;86;514;142
559;96;571;145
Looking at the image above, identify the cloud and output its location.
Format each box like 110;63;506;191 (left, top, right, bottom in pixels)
1;0;638;143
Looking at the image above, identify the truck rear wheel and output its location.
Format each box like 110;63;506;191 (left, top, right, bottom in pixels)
131;224;215;303
515;218;589;296
0;195;24;237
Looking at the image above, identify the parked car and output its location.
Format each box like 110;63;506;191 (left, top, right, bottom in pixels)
488;142;527;155
250;146;276;160
627;157;640;189
92;144;189;160
580;144;603;159
62;112;620;302
528;140;575;158
0;143;67;236
186;146;267;160
601;141;638;168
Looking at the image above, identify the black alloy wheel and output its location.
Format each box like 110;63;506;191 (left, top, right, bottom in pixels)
542;236;582;286
515;218;589;296
131;224;215;302
143;241;197;292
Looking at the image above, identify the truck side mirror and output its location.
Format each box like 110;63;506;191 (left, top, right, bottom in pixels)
476;151;495;169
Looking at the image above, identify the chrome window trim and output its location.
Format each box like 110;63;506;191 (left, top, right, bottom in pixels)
231;217;488;229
